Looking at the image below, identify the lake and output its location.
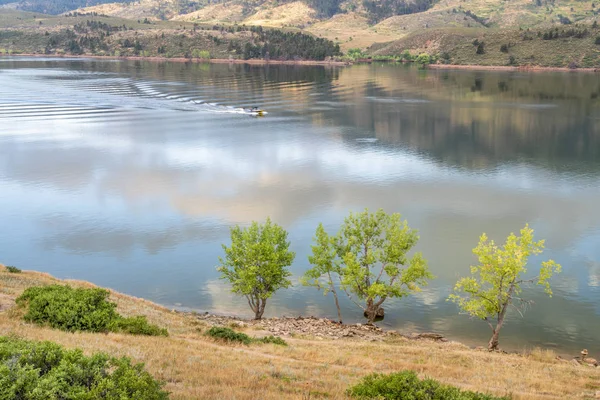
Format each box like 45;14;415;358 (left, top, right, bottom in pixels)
0;57;599;355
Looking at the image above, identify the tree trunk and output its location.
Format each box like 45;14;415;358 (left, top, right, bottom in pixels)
328;272;343;324
488;318;505;351
488;329;500;351
365;299;378;324
332;289;342;324
254;298;267;320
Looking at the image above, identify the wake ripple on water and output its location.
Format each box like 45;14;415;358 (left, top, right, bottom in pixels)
0;69;273;119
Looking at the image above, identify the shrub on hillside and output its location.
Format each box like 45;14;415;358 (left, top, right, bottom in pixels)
207;326;252;344
347;370;510;400
17;285;119;332
258;335;288;346
0;336;169;399
16;285;167;336
206;327;287;346
5;265;21;273
109;316;169;337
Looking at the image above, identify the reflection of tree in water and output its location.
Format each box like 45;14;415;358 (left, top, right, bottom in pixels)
325;65;600;172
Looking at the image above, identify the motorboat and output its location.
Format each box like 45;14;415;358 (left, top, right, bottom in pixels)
244;107;267;116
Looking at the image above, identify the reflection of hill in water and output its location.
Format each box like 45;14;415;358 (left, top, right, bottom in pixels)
326;65;600;172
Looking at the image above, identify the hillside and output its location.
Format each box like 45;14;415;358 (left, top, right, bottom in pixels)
3;0;600;66
0;9;341;60
1;265;599;399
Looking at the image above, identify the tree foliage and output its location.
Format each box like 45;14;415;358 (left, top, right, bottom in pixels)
218;218;295;319
308;209;431;324
362;0;437;23
448;224;561;350
302;223;344;323
241;28;341;60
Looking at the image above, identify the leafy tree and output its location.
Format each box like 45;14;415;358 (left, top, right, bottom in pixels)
302;223;343;323
313;209;431;324
415;53;431;66
448;225;561;351
218;218;295;319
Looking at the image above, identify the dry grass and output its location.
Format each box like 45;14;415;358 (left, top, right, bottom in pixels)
1;265;599;400
172;4;246;23
243;1;317;27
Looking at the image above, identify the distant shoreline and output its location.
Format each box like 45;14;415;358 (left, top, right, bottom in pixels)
427;63;600;73
0;53;351;66
4;54;600;72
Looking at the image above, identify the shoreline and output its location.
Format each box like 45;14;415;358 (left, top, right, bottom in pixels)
427;63;600;73
0;265;586;359
3;53;599;72
0;53;352;66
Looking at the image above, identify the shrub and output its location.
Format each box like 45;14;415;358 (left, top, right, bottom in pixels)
5;265;21;273
207;326;252;344
0;336;169;399
258;335;288;346
16;285;167;336
500;44;509;53
347;371;510;400
17;285;119;332
109;316;169;336
476;42;485;54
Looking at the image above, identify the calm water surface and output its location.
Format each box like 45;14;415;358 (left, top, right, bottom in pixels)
1;58;599;355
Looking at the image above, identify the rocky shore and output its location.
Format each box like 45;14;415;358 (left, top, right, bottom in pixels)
187;311;600;368
189;312;448;343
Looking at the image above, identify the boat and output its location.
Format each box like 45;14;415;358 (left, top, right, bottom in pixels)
244;107;267;117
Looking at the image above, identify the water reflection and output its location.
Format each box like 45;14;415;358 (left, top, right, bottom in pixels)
0;58;599;355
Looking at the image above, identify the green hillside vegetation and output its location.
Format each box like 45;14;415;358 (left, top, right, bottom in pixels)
369;23;600;68
0;11;340;60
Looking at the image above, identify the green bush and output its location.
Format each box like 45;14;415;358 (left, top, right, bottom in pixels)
0;336;169;399
17;285;119;333
109;316;169;337
206;327;287;346
5;266;21;273
258;335;288;346
206;326;252;345
347;371;510;400
16;285;167;336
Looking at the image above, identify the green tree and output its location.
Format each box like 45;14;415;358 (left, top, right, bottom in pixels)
448;225;561;351
415;53;430;67
218;218;295;319
301;223;343;323
317;209;431;324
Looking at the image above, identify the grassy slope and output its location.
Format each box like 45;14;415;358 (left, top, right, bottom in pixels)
1;264;600;399
0;11;274;59
60;0;600;65
369;26;600;68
